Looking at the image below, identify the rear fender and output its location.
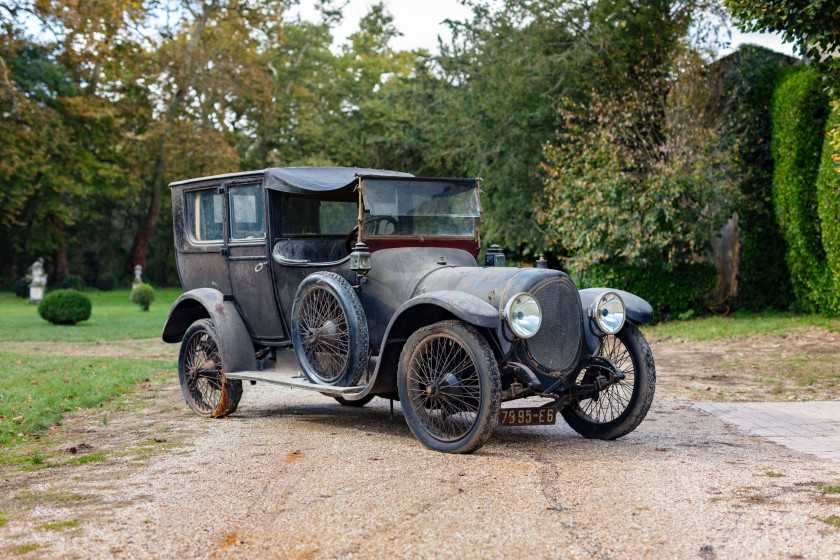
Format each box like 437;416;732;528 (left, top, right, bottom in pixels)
162;288;257;374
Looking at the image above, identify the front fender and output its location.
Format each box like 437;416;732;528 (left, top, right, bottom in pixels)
162;288;257;374
391;291;500;330
356;291;500;396
579;288;654;324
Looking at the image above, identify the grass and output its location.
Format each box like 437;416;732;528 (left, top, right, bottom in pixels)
37;520;80;531
0;288;182;342
644;310;840;341
820;515;840;528
819;485;840;494
0;351;175;446
12;544;39;554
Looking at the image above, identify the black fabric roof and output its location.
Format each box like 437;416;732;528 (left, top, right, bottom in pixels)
264;167;413;194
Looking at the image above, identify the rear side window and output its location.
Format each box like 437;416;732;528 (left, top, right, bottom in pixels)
185;188;224;243
281;196;358;235
229;184;265;241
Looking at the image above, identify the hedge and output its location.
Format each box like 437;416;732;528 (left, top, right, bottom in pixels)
571;262;718;320
714;46;795;310
38;290;92;325
770;67;831;313
816;104;840;315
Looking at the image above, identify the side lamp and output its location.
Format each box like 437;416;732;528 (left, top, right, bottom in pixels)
350;241;372;276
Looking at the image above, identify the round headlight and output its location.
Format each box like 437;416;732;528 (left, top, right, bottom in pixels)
593;291;625;335
504;293;542;339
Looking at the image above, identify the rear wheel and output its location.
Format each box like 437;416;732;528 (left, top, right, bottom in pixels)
561;322;655;439
397;320;501;454
178;319;242;417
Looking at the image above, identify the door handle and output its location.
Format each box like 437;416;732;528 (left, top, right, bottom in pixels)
255;261;268;272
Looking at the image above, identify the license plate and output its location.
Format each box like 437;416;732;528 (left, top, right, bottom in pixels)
499;406;557;426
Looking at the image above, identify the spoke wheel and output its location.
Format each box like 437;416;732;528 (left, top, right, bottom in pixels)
291;272;369;387
398;320;500;454
577;334;635;423
298;286;350;383
177;319;242;417
561;322;655;440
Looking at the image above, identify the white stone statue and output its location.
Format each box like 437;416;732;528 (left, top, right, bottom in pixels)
27;258;48;304
132;264;143;289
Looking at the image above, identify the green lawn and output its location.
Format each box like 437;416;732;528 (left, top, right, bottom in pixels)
643;310;840;341
0;289;182;342
0;351;175;447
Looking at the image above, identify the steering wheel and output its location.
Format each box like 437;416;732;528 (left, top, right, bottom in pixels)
345;216;399;253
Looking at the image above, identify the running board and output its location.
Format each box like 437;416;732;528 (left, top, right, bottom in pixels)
225;370;366;395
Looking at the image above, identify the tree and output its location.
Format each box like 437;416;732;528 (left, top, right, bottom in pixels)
724;0;840;162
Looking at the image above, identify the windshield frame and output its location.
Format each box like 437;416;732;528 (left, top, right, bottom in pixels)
358;176;483;241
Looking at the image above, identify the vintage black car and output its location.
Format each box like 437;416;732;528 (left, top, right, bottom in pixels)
162;167;656;453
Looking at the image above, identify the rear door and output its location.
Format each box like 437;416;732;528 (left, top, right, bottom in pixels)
223;179;287;343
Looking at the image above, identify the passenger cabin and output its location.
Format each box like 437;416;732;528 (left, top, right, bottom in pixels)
169;167;482;347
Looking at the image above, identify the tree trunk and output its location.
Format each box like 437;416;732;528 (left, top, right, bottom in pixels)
53;220;70;282
126;4;214;272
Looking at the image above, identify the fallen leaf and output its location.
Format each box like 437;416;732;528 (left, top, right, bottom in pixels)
31;380;38;384
15;361;22;365
12;415;23;421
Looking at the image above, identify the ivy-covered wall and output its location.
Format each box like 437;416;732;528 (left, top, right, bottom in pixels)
770;66;832;313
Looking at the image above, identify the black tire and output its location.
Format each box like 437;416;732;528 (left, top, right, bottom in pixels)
397;320;501;454
291;272;369;386
561;322;655;440
334;394;376;407
178;319;243;417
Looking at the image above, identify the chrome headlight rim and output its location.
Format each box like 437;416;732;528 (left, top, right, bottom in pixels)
503;292;542;339
590;291;626;336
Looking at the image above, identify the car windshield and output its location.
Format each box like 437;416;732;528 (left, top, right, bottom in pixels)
362;179;480;237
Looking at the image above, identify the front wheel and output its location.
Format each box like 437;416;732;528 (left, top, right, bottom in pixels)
561;322;655;440
397;320;501;454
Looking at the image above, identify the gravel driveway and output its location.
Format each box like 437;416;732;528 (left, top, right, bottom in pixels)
1;337;839;559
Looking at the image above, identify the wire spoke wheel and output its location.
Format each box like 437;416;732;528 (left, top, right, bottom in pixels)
291;273;369;388
298;286;351;383
561;322;655;440
177;319;243;418
183;329;225;413
398;321;501;454
576;334;635;424
407;334;482;442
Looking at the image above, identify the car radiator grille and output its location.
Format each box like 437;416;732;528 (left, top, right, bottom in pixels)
525;277;583;376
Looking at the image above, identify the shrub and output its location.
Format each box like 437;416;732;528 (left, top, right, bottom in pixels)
816;104;840;315
96;274;119;291
130;283;155;312
571;262;718;320
771;67;832;313
711;45;795;310
38;290;92;325
15;278;29;298
61;275;85;291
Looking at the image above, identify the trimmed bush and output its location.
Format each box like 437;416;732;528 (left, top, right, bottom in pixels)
38;290;92;325
96;274;119;291
130;283;155;312
771;67;831;313
62;275;85;291
571;262;718;320
15;278;29;298
816;104;840;315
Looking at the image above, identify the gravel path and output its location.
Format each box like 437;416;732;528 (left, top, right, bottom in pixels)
2;381;839;560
